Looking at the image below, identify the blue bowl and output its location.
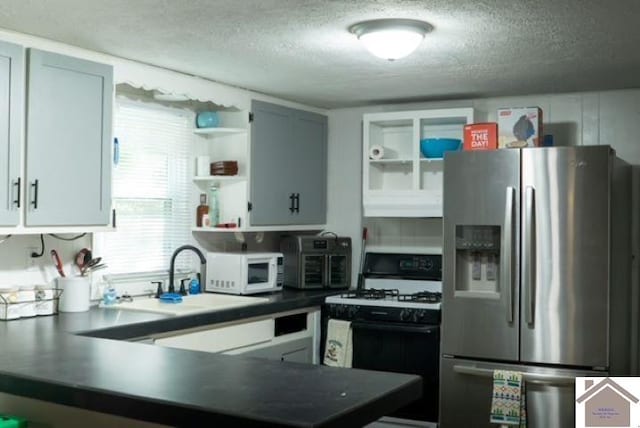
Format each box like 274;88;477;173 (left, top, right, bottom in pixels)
196;111;220;128
420;138;461;158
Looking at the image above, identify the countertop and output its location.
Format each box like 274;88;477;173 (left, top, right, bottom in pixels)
0;289;422;427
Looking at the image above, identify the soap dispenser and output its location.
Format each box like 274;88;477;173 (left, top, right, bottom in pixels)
189;277;201;295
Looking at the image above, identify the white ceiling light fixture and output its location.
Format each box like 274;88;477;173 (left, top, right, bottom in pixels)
349;19;434;61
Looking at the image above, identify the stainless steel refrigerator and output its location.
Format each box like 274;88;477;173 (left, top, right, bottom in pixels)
440;146;632;427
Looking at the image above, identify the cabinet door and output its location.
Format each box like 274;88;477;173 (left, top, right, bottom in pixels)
290;109;327;225
0;41;23;226
250;100;327;226
25;49;112;226
237;337;314;364
250;100;293;225
154;318;274;353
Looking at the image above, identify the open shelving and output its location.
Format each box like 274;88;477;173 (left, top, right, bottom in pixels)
362;108;474;217
193;127;247;137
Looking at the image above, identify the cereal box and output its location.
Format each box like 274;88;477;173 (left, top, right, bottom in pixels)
464;123;498;151
497;107;543;149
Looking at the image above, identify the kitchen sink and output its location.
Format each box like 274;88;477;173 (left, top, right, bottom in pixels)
101;293;270;316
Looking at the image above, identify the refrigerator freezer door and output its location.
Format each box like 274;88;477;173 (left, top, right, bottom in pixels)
440;356;602;428
521;146;611;367
442;150;520;361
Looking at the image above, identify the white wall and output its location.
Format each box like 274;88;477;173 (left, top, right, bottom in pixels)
327;89;640;287
0;234;91;287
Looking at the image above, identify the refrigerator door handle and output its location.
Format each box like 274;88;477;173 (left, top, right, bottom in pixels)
453;365;576;386
502;186;515;323
524;186;536;325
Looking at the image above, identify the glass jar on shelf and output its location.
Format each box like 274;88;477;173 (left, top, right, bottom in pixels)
196;193;209;227
208;185;220;227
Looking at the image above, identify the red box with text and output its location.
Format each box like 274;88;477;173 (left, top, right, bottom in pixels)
464;123;498;151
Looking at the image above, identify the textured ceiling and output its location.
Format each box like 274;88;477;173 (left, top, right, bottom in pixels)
0;0;639;108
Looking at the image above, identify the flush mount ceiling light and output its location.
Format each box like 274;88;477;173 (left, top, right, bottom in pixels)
349;18;433;61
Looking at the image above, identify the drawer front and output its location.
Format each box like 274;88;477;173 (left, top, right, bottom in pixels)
155;319;274;354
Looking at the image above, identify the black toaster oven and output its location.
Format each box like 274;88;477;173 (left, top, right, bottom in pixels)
280;236;352;289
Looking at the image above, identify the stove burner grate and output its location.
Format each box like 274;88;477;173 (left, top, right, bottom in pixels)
398;291;442;304
340;288;400;300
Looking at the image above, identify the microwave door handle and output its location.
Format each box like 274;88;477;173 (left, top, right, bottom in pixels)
502;186;515;323
524;186;536;325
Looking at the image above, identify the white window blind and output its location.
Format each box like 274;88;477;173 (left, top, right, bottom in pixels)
96;99;193;275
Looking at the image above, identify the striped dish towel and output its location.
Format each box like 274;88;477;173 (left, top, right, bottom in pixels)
490;370;526;427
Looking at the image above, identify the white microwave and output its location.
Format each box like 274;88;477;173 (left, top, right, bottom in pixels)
205;252;284;295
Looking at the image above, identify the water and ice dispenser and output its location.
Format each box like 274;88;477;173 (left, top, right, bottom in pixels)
455;225;501;297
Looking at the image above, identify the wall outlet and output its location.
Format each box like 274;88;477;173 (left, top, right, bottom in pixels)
25;247;39;271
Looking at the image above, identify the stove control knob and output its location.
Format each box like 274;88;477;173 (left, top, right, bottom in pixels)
413;310;425;323
400;308;412;322
334;305;345;317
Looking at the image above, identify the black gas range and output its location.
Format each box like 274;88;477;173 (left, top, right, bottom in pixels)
323;253;442;425
325;288;442;324
325;252;442;323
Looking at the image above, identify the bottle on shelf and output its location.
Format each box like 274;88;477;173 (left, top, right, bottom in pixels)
196;193;209;227
209;185;220;226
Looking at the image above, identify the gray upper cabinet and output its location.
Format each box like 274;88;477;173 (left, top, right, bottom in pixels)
250;100;327;226
0;41;24;226
25;49;113;226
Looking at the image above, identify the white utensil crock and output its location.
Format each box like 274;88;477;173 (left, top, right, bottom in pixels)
57;276;90;312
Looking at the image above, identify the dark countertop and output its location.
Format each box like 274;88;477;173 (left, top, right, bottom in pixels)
0;289;422;427
72;289;341;340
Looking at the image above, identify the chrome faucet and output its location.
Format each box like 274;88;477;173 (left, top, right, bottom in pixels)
169;245;206;295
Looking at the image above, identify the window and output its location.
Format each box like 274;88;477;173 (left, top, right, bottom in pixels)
95;99;193;275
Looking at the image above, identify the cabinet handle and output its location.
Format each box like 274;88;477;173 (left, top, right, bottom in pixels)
294;193;300;213
12;177;20;208
31;180;39;210
289;193;295;213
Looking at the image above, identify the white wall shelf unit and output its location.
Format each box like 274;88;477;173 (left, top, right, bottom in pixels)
193;127;247;137
363;108;474;217
192;111;250;230
192;176;246;184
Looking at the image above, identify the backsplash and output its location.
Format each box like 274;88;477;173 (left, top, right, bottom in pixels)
0;234;92;286
363;218;443;254
192;230;321;253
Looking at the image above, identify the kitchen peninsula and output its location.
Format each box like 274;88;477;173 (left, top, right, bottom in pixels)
0;290;421;427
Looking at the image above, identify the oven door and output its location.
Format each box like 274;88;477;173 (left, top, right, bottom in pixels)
351;321;440;423
301;254;325;288
327;254;350;289
245;257;276;293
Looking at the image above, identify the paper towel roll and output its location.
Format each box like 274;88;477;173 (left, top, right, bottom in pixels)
369;145;385;160
196;156;210;176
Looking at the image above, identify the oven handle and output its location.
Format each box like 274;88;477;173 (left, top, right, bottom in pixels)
351;320;439;335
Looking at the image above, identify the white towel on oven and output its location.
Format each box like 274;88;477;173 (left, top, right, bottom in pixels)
323;319;353;368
